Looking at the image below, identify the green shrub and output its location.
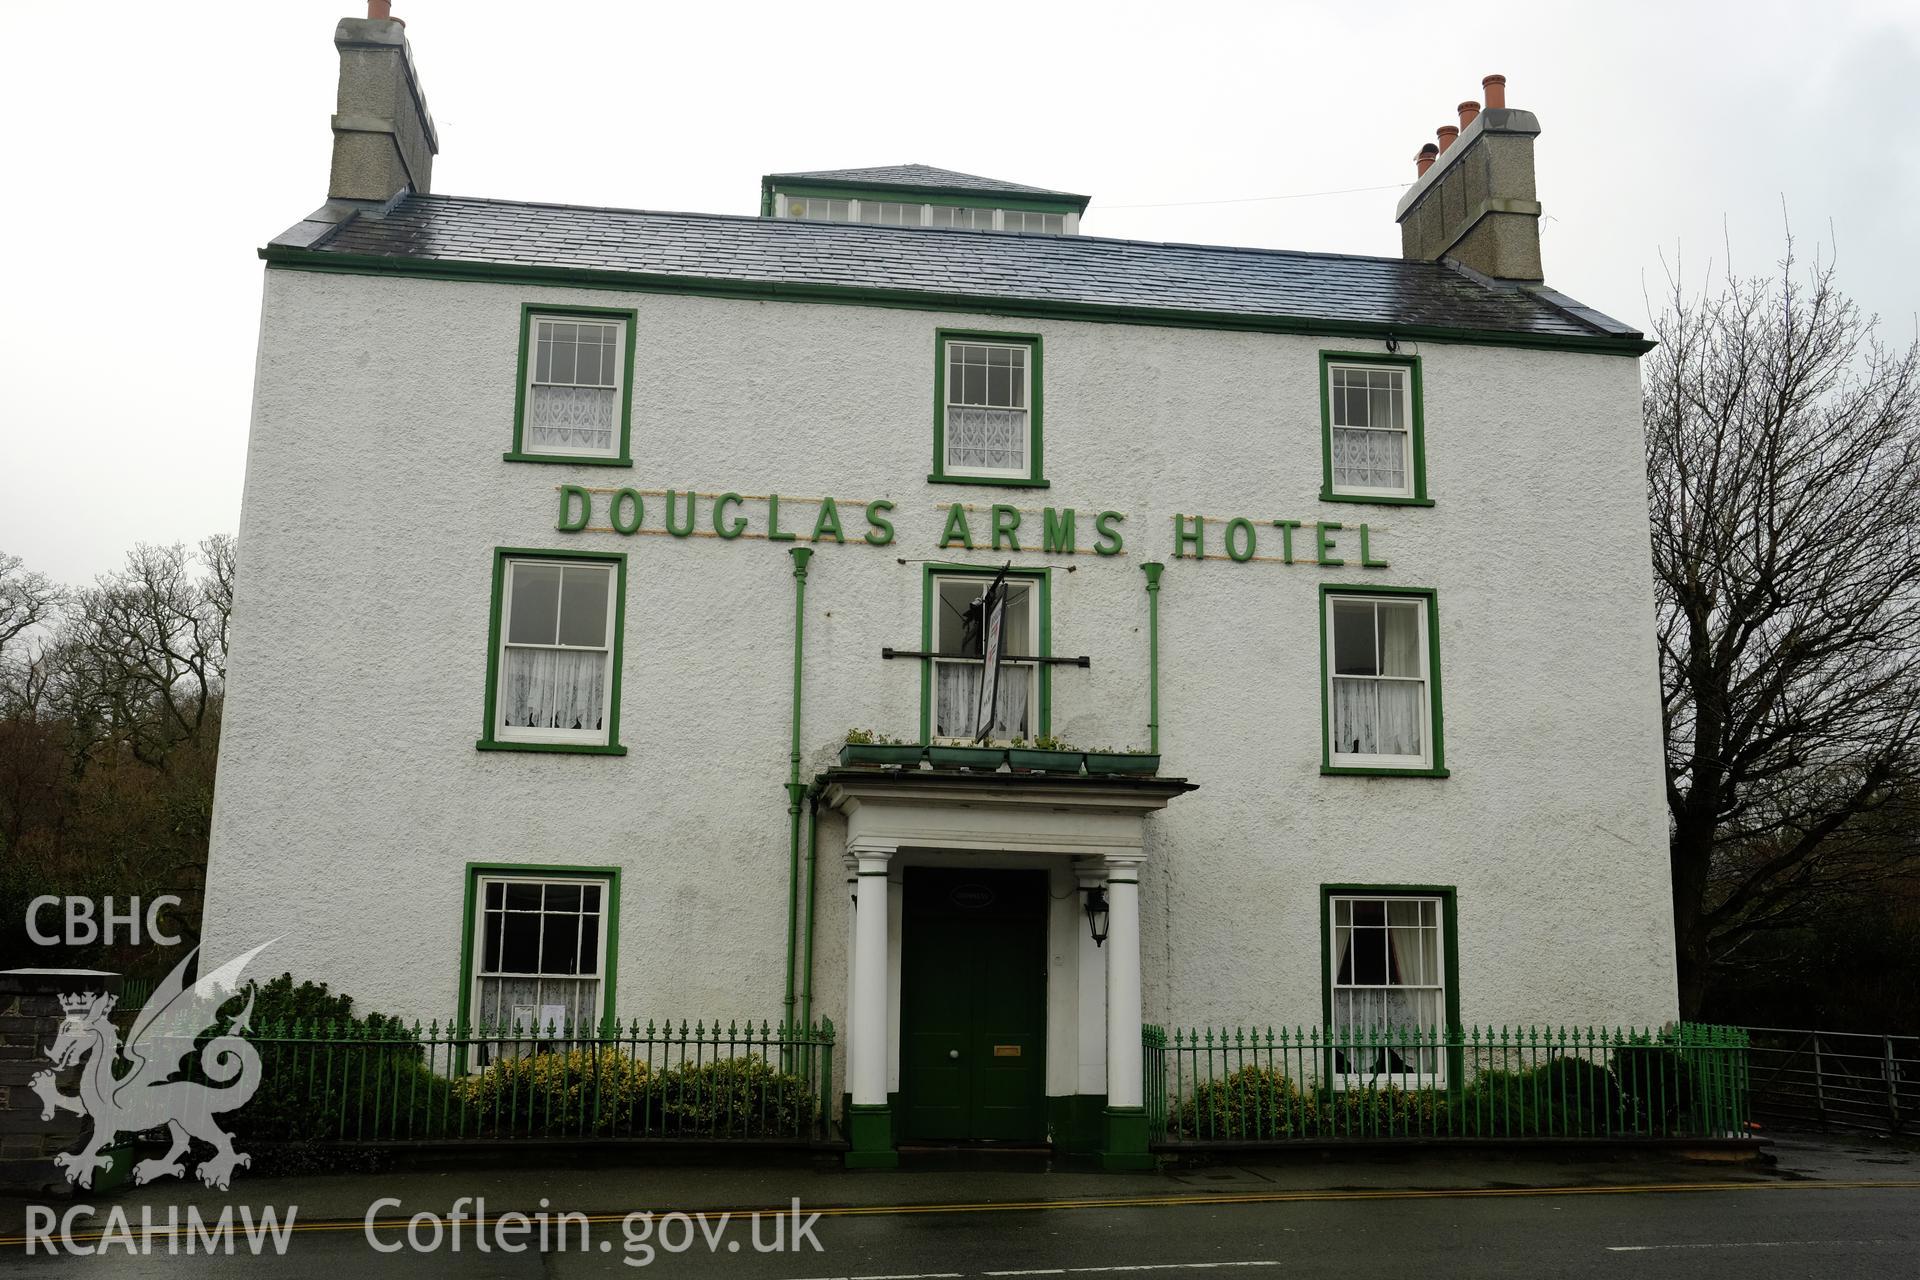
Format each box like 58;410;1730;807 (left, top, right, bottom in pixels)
452;1046;653;1135
1609;1042;1698;1133
231;976;452;1150
1318;1082;1447;1135
655;1055;818;1138
1172;1065;1309;1140
449;1050;817;1139
1454;1057;1623;1137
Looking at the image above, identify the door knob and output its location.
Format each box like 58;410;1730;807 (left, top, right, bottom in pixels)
948;1050;960;1060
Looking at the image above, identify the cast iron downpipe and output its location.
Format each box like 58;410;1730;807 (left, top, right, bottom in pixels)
1141;562;1164;754
782;547;813;1032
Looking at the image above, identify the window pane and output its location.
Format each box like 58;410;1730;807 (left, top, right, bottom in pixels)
1001;583;1030;652
507;563;562;645
549;333;577;383
1352;899;1386;927
535;333;553;382
485;882;503;908
558;565;610;647
1352;924;1389;984
504;882;542;910
583;885;601;911
1332;600;1377;675
545;883;582;912
938;580;983;655
1376;681;1424;756
484;910;503;970
1379;602;1421;677
497;909;540;972
579;914;600;975
540;912;581;975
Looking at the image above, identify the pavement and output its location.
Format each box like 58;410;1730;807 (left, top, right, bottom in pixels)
0;1132;1915;1277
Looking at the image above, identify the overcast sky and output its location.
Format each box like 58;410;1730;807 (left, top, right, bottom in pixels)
3;0;1916;585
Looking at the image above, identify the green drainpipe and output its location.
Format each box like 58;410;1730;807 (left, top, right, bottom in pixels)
799;789;821;1033
1141;562;1164;754
782;547;813;1032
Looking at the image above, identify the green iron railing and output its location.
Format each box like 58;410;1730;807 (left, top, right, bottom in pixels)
234;1017;835;1145
1144;1023;1749;1144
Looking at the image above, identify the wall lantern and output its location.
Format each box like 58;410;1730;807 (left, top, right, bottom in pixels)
1083;886;1110;948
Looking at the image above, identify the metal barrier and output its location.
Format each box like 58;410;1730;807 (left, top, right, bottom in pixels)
1740;1026;1916;1135
236;1017;836;1144
1144;1023;1750;1143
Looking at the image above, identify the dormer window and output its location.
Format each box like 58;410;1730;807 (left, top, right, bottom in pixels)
762;164;1089;236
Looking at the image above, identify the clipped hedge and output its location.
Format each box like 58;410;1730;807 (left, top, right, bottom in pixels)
1168;1052;1702;1141
451;1051;817;1139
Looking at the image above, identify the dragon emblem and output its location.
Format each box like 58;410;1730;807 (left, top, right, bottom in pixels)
31;942;271;1190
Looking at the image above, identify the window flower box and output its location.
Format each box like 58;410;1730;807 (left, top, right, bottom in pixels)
1084;751;1160;775
1007;748;1084;775
927;745;1008;771
839;743;924;767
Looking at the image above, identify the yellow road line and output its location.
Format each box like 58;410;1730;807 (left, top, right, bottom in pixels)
6;1178;1917;1248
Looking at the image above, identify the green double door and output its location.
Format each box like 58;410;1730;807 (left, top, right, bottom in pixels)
899;867;1048;1143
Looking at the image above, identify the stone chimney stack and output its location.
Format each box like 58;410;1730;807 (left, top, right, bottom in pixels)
1395;74;1542;282
327;3;437;202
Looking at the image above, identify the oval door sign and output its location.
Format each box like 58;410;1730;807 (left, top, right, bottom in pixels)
950;883;997;910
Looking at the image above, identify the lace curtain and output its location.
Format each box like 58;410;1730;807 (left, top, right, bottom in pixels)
946;406;1026;471
476;977;601;1064
529;385;616;453
502;648;606;731
1331;427;1407;490
935;662;1031;740
1331;679;1424;756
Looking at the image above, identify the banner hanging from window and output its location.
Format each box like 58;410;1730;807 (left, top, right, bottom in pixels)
973;564;1011;743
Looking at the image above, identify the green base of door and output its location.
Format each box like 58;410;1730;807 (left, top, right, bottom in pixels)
846;1104;898;1169
1048;1094;1108;1153
1099;1105;1154;1171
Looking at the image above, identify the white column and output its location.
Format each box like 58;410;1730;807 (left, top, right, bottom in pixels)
1076;865;1109;1096
850;843;895;1107
1104;853;1146;1109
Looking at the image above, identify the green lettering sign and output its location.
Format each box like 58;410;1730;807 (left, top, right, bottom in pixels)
939;503;976;550
557;485;591;532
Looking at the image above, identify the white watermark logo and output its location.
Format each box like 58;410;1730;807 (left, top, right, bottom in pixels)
25;1204;297;1257
33;941;271;1190
25;894;183;946
364;1197;825;1266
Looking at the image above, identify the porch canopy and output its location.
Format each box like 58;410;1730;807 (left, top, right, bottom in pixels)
818;766;1195;1167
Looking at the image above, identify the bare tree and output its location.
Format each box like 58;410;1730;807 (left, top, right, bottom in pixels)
64;542;233;768
1646;237;1920;1018
0;551;64;711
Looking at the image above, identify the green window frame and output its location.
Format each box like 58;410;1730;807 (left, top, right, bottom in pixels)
1318;583;1447;777
930;329;1048;488
1319;350;1432;506
478;546;629;755
505;303;638;467
918;562;1052;743
1318;883;1462;1083
455;861;622;1065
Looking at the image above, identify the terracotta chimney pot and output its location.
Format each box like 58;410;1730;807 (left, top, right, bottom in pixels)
1436;124;1459;154
1482;74;1506;109
368;0;393;18
1415;143;1439;176
1457;100;1481;130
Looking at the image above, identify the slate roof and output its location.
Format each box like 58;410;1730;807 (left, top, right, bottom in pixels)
273;193;1646;348
762;163;1089;202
